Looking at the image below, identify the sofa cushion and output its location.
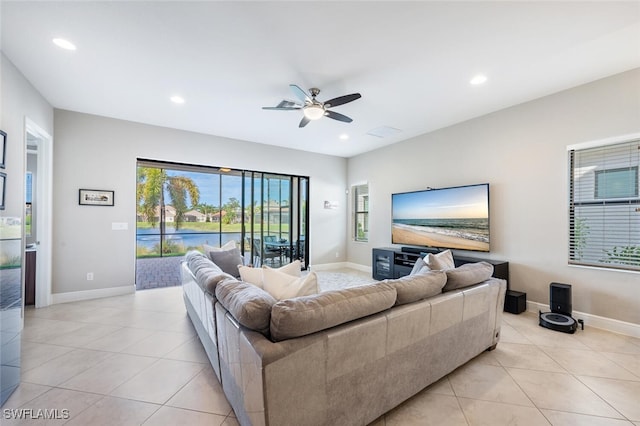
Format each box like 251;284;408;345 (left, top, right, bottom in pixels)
215;278;277;335
384;269;447;305
185;250;232;294
444;261;494;291
263;268;318;300
270;283;397;342
209;248;243;278
426;249;455;270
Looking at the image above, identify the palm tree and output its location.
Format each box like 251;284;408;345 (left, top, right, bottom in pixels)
137;167;200;231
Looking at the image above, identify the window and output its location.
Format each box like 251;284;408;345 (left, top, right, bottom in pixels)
353;184;369;242
568;137;640;271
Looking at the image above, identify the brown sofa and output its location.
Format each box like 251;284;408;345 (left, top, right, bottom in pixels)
181;251;506;426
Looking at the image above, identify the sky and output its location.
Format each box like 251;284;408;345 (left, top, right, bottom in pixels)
165;170;290;207
392;184;489;220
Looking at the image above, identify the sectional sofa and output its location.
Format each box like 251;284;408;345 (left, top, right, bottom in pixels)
181;250;506;426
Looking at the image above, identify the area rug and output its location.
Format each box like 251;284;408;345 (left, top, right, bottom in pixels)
310;270;378;292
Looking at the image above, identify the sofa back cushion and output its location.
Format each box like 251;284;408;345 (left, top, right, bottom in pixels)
383;270;447;305
444;262;494;291
270;283;397;342
215;278;277;335
185;250;233;295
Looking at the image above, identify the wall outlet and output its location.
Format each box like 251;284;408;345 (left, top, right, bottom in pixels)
87;272;94;281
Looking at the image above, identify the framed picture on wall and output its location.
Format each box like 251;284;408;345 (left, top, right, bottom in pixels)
0;172;6;210
79;189;114;206
0;130;6;169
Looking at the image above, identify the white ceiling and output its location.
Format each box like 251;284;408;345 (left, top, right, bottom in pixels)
2;1;639;158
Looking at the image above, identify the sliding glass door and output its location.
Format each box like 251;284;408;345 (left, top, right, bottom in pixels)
136;160;309;289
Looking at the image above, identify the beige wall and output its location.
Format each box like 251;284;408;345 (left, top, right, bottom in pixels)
347;68;640;325
52;110;347;296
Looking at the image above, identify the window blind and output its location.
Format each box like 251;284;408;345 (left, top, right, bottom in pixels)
568;138;640;271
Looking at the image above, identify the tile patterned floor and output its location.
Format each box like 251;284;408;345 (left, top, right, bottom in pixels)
3;274;640;425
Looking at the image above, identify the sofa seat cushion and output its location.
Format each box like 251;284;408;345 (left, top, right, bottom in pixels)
270;283;397;342
444;262;494;291
383;269;447;305
215;278;277;335
185;250;233;295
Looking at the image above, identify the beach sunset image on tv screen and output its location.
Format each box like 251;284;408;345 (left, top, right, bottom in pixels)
392;184;490;252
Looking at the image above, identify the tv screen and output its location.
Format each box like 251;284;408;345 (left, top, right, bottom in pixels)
391;183;490;252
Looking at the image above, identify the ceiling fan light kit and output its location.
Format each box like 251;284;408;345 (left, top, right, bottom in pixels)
263;84;361;128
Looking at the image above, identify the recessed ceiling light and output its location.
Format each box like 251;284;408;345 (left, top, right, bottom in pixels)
470;74;488;85
170;96;185;104
52;38;76;51
339;134;349;140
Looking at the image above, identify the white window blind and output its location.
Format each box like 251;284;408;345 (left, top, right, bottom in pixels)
568;138;640;271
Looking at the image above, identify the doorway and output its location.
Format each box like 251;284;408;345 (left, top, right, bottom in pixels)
24;119;52;307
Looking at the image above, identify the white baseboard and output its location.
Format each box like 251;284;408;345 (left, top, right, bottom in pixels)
310;262;372;274
527;301;640;338
52;285;135;305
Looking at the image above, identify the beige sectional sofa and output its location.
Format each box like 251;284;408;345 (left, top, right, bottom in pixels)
181;250;507;426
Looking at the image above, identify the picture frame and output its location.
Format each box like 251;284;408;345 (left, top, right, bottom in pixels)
0;130;6;169
79;189;114;206
0;172;6;210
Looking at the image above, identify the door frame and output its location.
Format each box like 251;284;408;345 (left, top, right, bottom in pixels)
25;118;53;307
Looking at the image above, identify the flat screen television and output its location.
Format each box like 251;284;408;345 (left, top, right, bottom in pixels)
391;183;490;252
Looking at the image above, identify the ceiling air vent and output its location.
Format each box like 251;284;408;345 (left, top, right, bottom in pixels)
366;126;402;138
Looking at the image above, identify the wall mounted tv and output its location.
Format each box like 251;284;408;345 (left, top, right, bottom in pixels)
391;183;490;252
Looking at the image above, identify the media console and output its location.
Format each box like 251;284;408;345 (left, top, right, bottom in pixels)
372;247;509;290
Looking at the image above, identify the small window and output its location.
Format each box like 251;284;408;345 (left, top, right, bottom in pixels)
353;184;369;242
595;167;638;199
568;137;640;271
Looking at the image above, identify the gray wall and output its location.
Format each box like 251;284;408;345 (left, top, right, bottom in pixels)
347;68;640;325
52;110;347;295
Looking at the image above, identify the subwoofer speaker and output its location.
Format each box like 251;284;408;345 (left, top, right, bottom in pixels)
550;282;572;315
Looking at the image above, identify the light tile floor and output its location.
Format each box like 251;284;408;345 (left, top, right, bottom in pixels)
2;280;640;425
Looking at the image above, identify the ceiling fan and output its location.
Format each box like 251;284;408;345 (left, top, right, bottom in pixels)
262;84;362;128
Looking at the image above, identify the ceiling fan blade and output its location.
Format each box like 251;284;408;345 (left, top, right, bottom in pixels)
290;84;311;104
262;106;301;110
324;93;361;108
299;116;311;128
325;110;353;123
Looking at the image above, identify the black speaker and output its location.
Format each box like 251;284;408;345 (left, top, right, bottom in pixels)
550;282;572;316
505;290;526;314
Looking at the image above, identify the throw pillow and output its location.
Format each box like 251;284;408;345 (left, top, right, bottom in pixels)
263;268;318;300
263;259;302;277
443;261;494;291
204;240;237;260
209;248;243;278
238;265;265;288
409;257;428;275
426;249;455;270
238;260;302;289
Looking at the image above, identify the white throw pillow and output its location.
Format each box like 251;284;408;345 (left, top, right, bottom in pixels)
238;265;265;288
426;250;455;270
239;260;302;289
409;257;428;275
263;260;302;277
263;269;318;301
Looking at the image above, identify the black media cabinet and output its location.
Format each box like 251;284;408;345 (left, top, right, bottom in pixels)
372;247;509;290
